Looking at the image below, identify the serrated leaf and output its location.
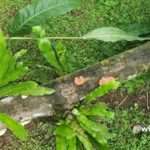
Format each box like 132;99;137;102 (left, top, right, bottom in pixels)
86;80;120;102
9;0;81;35
0;81;55;96
0;113;28;141
80;103;114;119
83;27;150;42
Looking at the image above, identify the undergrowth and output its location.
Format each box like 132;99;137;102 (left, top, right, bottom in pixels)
110;107;150;150
0;0;149;83
2;104;150;150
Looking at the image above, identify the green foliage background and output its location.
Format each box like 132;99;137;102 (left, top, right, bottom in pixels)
0;0;149;83
0;0;150;149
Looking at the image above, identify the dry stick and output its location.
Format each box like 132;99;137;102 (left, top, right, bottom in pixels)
146;91;149;110
0;42;150;135
118;96;129;108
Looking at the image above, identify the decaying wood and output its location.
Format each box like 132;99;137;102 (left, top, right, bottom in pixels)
0;42;150;135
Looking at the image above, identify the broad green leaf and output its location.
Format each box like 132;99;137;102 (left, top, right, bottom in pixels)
0;81;55;96
80;103;114;119
0;31;6;49
0;32;28;87
56;135;67;150
55;123;76;150
77;133;92;150
83;27;150;42
0;32;12;82
70;121;93;150
0;113;28;141
73;109;112;145
55;124;76;140
68;136;76;150
0;62;28;87
86;80;120;102
9;0;81;35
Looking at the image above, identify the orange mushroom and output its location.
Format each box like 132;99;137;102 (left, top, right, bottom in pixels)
99;76;115;86
74;76;86;86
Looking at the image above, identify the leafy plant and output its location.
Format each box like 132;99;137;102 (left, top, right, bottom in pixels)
79;103;114;119
0;31;54;96
31;25;150;76
121;72;150;94
86;80;120;102
55;79;120;150
9;0;81;35
5;0;150;146
0;31;55;139
32;26;73;75
55;122;76;150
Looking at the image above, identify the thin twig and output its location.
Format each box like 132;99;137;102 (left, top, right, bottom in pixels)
118;96;128;107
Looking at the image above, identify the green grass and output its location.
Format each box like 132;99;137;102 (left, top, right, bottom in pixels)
0;0;27;29
0;0;150;149
110;107;150;150
0;0;150;83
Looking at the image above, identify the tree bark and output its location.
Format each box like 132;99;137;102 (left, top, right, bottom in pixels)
0;42;150;134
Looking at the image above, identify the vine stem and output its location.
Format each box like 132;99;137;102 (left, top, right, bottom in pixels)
6;36;87;40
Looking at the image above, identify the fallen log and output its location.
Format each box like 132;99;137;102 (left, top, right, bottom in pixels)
0;42;150;135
